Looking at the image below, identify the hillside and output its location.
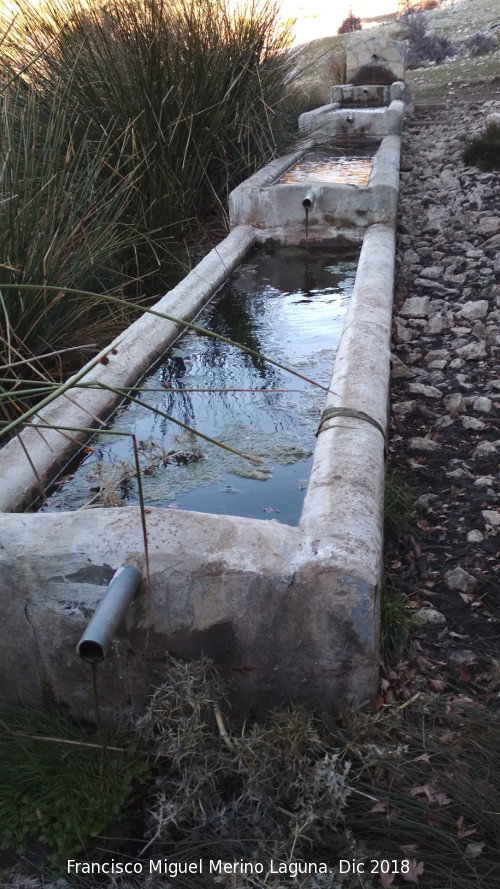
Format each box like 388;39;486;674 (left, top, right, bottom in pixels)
297;0;500;104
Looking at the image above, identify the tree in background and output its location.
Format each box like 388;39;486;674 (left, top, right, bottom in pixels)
337;10;362;35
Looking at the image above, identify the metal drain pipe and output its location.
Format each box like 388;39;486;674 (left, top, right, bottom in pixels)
77;564;142;663
302;190;316;209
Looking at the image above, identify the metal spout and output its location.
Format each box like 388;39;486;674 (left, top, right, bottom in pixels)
77;564;142;663
346;114;354;124
302;191;315;209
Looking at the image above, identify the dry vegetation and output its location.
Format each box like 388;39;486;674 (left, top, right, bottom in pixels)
2;658;500;888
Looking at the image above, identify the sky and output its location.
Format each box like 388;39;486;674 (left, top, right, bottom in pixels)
0;0;401;44
279;0;400;44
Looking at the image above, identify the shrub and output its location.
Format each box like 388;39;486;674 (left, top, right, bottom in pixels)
398;10;456;67
463;29;498;57
463;122;500;172
133;658;356;885
338;11;362;35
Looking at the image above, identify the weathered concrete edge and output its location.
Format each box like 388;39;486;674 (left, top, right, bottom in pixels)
0;500;379;714
368;133;401;191
0;225;256;512
0;225;395;716
298;223;396;664
298;99;404;138
229;133;400;234
300;223;395;566
228;141;313;208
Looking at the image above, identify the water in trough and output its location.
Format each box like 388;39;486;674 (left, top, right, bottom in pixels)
276;140;379;187
40;245;359;525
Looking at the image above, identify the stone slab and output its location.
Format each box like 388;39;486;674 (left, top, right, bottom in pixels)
346;35;406;85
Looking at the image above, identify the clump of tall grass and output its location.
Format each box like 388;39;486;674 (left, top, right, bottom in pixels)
463;122;500;172
344;696;500;889
0;0;302;421
384;469;415;536
0;702;149;870
0;75;155;425
10;0;300;245
0;76;148;389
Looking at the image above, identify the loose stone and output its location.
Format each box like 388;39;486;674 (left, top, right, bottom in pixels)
461;417;485;431
409;437;440;451
419;266;442;280
443;392;466;416
474;477;494;487
472;396;492;413
446;468;472;479
457;300;489;321
392;400;417;417
399;296;430;318
444;566;478;593
413;607;447;626
467;530;484;543
477;217;500;237
415;493;439;508
391;357;415;379
482;510;500;527
473;441;497;460
455;342;487;360
407;383;442;398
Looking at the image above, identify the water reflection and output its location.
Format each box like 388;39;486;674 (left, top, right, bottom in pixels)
278;152;373;186
41;245;359;525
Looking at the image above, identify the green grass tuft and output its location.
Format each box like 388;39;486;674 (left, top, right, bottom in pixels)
463;122;500;171
381;574;413;659
384;469;416;534
0;703;149;870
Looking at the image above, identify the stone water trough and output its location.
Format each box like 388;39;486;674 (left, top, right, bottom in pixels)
0;36;408;716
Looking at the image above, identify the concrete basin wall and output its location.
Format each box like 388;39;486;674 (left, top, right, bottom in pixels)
0;221;395;716
298;98;405;139
229;131;401;239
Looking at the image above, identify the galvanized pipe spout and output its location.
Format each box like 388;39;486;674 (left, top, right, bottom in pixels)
302;190;316;209
77;564;142;663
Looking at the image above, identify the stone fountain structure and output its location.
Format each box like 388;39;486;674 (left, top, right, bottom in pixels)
0;35;410;716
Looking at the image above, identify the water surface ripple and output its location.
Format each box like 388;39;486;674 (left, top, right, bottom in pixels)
41;246;359;525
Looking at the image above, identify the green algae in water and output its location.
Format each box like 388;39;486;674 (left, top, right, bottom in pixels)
267;445;313;465
228;465;273;481
40;245;358;525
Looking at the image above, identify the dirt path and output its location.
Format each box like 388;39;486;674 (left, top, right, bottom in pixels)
384;94;500;706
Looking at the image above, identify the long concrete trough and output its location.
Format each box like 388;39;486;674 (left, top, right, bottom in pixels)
0;58;405;716
0;222;395;716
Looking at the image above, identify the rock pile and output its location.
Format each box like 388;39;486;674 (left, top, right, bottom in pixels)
388;98;500;688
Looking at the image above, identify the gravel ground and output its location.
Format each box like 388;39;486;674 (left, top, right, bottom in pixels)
384;95;500;705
